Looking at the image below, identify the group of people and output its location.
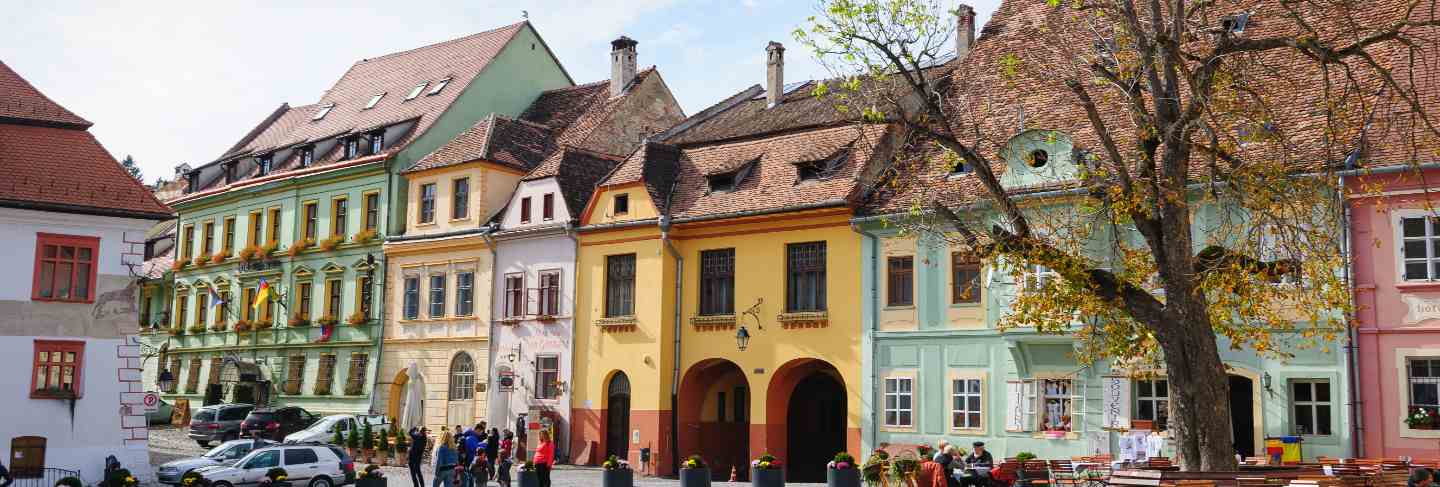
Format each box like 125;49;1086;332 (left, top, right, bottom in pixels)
409;423;556;487
917;441;996;487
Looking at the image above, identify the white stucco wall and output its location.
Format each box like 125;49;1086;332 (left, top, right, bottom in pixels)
0;208;152;301
497;179;572;230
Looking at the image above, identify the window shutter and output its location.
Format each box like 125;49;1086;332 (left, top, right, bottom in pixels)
1023;380;1039;431
1005;380;1025;431
1102;375;1132;430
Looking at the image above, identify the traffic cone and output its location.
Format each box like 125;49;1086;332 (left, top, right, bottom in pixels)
730;466;738;482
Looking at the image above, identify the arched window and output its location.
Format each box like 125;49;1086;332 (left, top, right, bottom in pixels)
449;352;475;401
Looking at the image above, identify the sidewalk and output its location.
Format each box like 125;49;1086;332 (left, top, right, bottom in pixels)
367;463;827;487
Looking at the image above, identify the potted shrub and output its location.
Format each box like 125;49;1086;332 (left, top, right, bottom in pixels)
751;454;784;487
55;477;83;487
861;450;889;487
394;427;409;458
180;471;209;487
357;465;386;487
360;422;376;463
889;451;921;487
107;468;140;487
261;468;291;487
828;452;860;487
680;455;711;487
346;423;361;460
602;455;632;487
375;428;391;466
332;424;346;446
518;461;539;487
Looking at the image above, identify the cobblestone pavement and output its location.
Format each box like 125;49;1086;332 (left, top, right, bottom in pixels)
150;427;824;487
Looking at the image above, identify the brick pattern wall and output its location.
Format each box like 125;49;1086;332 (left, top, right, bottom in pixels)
117;335;149;448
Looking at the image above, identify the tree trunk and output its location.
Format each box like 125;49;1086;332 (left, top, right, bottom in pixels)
1150;304;1240;471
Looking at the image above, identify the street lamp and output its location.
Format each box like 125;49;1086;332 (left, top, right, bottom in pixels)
736;325;751;351
158;370;175;392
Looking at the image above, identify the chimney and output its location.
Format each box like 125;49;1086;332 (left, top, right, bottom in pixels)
173;163;192;179
610;36;638;97
955;4;976;60
766;41;785;108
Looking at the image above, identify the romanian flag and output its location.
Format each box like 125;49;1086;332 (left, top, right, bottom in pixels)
208;286;224;309
253;278;272;310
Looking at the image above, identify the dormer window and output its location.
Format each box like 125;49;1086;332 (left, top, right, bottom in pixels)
950;160;971;174
185;172;200;193
368;131;384;155
313;103;335;121
224;162;238;183
299;147;314;168
257;155;273;176
364;93;385;109
797;149;847;182
406;83;427;100
343;138;360;160
428;77;452;96
708;161;754;193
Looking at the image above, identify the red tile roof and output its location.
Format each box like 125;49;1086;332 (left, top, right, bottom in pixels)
0;61;90;128
407;114;557;173
0;124;172;219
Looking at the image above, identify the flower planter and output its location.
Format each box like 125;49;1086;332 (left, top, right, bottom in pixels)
751;468;784;487
680;468;712;487
517;471;540;487
602;469;633;487
357;479;387;487
827;468;860;487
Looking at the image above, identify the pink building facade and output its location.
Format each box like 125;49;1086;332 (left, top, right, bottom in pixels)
1352;167;1440;456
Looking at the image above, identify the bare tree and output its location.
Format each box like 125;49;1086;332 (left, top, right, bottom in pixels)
799;0;1440;469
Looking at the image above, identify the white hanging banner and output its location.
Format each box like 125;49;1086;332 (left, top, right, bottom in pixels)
1101;375;1131;430
1005;380;1026;432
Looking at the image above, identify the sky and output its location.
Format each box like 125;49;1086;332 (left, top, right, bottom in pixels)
4;0;998;185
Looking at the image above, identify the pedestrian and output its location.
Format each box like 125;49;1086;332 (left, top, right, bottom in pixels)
532;430;555;487
918;454;948;487
960;442;994;487
470;450;489;487
498;431;514;487
1410;468;1434;487
408;427;429;487
434;432;458;487
485;428;501;480
460;428;481;487
0;458;13;487
934;440;951;463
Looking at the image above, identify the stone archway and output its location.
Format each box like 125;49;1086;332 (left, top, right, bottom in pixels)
387;368;409;425
605;371;632;462
679;359;750;480
766;358;848;483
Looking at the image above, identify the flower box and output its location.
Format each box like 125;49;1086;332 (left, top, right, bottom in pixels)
827;468;860;487
517;470;539;487
356;479;386;487
602;469;633;487
751;467;784;487
680;468;711;487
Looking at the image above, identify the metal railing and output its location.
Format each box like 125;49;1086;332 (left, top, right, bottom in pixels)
11;467;81;487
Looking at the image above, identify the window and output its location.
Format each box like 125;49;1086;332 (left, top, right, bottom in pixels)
343;137;360;160
428;77;452;95
223;217;236;254
406;82;428;100
606;254;637;317
303;203;318;241
296;282;313;319
202;221;215;256
368;131;384;154
332;197;348;237
248;211;263;247
1291;380;1331;436
314;354;336;395
709;173;737;192
1135;378;1169;431
243;450;280;470
536;355;560;399
419;183;436;224
450;178;469;220
224;162;238;184
164;356;181;393
357;276;373;319
364;93;385;109
887;256;914;306
429;274;446;318
449;352;475;400
240;287;254;322
181;225;195;260
613;194;629;215
1023;264;1058;291
299;147;314;168
456;272;474;317
175;291;190;327
363;193;379;231
208;357;223;386
542;193;555;220
218;290;231;324
1402;216;1440;281
520;197;532;223
539;270;561;316
32;234;99;302
196;292;209;328
313;103;335;121
268;207;282;245
403;277;420;320
31;340;84;398
797;153;843;181
699;249;735;315
284;448;318;465
257;155;272;176
284;356;305;395
325;279;342;319
345;353;369;394
786;242;827;312
884;377;913;427
952;254;981;304
504;273;525;318
1039;379;1074;432
952;378;983;429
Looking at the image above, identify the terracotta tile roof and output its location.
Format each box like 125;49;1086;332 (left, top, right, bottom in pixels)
0;124;173;218
551;147;625;216
0;60;90;128
406;114;557;173
519;78;611;132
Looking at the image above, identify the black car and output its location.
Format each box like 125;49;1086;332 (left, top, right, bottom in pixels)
239;406;318;441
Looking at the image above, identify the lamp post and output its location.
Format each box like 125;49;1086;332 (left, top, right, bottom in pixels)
158;370;175;393
736;325;751;351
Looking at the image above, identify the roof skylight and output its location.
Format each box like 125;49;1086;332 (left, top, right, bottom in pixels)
428;77;453;96
365;93;386;109
313;103;335;121
406;82;428;100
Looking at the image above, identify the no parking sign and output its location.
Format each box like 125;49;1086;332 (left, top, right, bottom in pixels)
142;392;160;413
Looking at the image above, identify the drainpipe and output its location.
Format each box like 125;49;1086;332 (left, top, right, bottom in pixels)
851;222;881;453
1338;161;1364;457
480;224;499;427
659;214;683;477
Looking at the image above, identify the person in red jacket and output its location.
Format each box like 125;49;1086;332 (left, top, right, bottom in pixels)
531;430;555;487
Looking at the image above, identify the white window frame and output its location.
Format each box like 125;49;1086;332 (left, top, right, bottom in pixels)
1289;379;1332;436
1394;210;1440;282
1039;378;1074;432
1021;263;1058;291
405;82;428;100
882;374;916;431
1134;378;1169;431
1397;348;1440;438
949;372;985;432
364;93;385;109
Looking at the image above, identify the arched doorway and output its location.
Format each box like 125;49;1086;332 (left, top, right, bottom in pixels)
449;353;476;427
767;359;848;483
387;369;409;425
678;360;750;480
605;372;632;461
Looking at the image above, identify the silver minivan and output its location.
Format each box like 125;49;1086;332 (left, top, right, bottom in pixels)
189;403;254;447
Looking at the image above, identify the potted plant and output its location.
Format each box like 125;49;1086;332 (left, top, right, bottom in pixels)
210;252;227;265
751;454;784;487
1407;407;1437;429
261;468;291;487
680;455;710;487
192;255;209;267
172;259;189;271
288;313;311;328
189;323;207;334
394;426;409;458
55;477;83;487
332;423;346;446
602;455;632;487
518;461;539;487
254;319;274;331
861;450;889;487
180;471;209;487
375;427;391;465
346;422;361;459
317;315;340;328
238;245;260;262
259;241;279;257
234;320;253;333
319;234;346;251
357;465;386;487
287;238;313;257
888;451;921;487
107;468;140;487
210;321;228;332
353;229;377;244
347;311;369;326
1014;452;1037;462
360;422;376;463
828;452;860;487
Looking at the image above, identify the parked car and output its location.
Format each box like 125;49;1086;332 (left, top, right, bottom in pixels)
284;414;390;444
241;406;319;441
147;397;175;425
195;443;354;487
189;403;255;447
156;438;274;484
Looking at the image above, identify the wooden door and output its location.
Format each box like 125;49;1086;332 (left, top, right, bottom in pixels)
10;436;45;478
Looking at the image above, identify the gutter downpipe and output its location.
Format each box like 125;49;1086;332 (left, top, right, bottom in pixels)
1339;170;1365;458
851;222;881;453
659;213;683;478
480;224;499;426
